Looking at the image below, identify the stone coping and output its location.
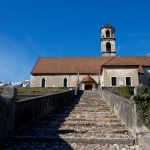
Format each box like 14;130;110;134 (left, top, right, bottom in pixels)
18;90;75;102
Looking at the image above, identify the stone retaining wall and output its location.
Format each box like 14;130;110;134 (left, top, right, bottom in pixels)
13;90;75;132
0;96;12;145
100;89;134;132
0;90;75;145
99;86;149;138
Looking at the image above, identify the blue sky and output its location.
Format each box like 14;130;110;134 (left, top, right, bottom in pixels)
0;0;150;82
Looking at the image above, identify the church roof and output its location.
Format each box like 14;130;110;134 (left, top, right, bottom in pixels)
31;56;150;74
123;56;150;66
31;57;111;74
103;56;138;66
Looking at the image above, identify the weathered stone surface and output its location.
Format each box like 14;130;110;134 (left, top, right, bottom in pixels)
0;96;12;145
134;85;142;95
0;90;74;146
1;91;144;149
13;90;75;132
3;86;18;99
99;86;149;150
138;136;150;150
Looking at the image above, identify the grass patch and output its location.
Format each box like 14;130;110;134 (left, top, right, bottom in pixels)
103;86;134;98
0;87;69;95
116;86;134;98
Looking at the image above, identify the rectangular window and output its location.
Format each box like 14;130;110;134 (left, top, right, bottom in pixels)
111;77;117;86
126;77;131;86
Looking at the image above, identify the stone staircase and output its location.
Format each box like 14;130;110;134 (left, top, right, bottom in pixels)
2;91;143;150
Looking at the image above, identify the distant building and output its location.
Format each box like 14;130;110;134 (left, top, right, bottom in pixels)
30;23;150;89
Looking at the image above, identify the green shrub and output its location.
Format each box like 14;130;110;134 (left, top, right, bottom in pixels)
134;85;150;130
138;83;149;95
116;86;134;98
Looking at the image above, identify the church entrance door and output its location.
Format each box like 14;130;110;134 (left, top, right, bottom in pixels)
85;84;92;90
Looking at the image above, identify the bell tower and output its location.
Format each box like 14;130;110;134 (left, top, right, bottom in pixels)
100;23;116;56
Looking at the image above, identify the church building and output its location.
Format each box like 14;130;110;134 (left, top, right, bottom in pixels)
30;23;150;90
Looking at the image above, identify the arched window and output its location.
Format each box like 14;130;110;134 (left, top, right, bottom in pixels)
64;78;67;87
41;78;45;87
106;42;111;52
106;30;110;37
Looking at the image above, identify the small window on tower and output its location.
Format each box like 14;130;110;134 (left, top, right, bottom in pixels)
106;42;111;52
106;30;110;37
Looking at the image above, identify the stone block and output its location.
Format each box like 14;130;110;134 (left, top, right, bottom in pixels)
3;86;18;99
134;85;142;95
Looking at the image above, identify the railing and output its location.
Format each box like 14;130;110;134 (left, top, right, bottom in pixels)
0;89;75;144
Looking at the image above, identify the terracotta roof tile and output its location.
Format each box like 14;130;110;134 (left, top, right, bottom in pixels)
103;56;138;66
82;75;96;83
31;56;150;74
123;56;150;66
31;57;112;74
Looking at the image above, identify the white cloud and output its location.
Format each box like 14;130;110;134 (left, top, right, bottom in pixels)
139;40;150;45
117;45;125;51
139;40;144;45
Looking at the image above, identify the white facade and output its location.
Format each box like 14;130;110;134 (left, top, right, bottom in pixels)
30;67;141;88
30;74;99;90
100;67;139;87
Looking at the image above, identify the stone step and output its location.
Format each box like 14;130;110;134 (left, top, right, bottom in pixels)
21;122;124;131
74;104;109;107
2;140;142;150
10;136;135;144
61;120;120;126
65;116;117;120
59;125;127;131
16;124;128;137
47;112;115;118
3;93;142;149
74;104;107;107
35;117;118;122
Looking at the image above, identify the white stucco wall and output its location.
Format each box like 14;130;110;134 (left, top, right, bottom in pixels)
101;40;116;53
30;67;141;88
101;27;116;56
30;74;99;90
101;28;115;38
101;68;139;87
